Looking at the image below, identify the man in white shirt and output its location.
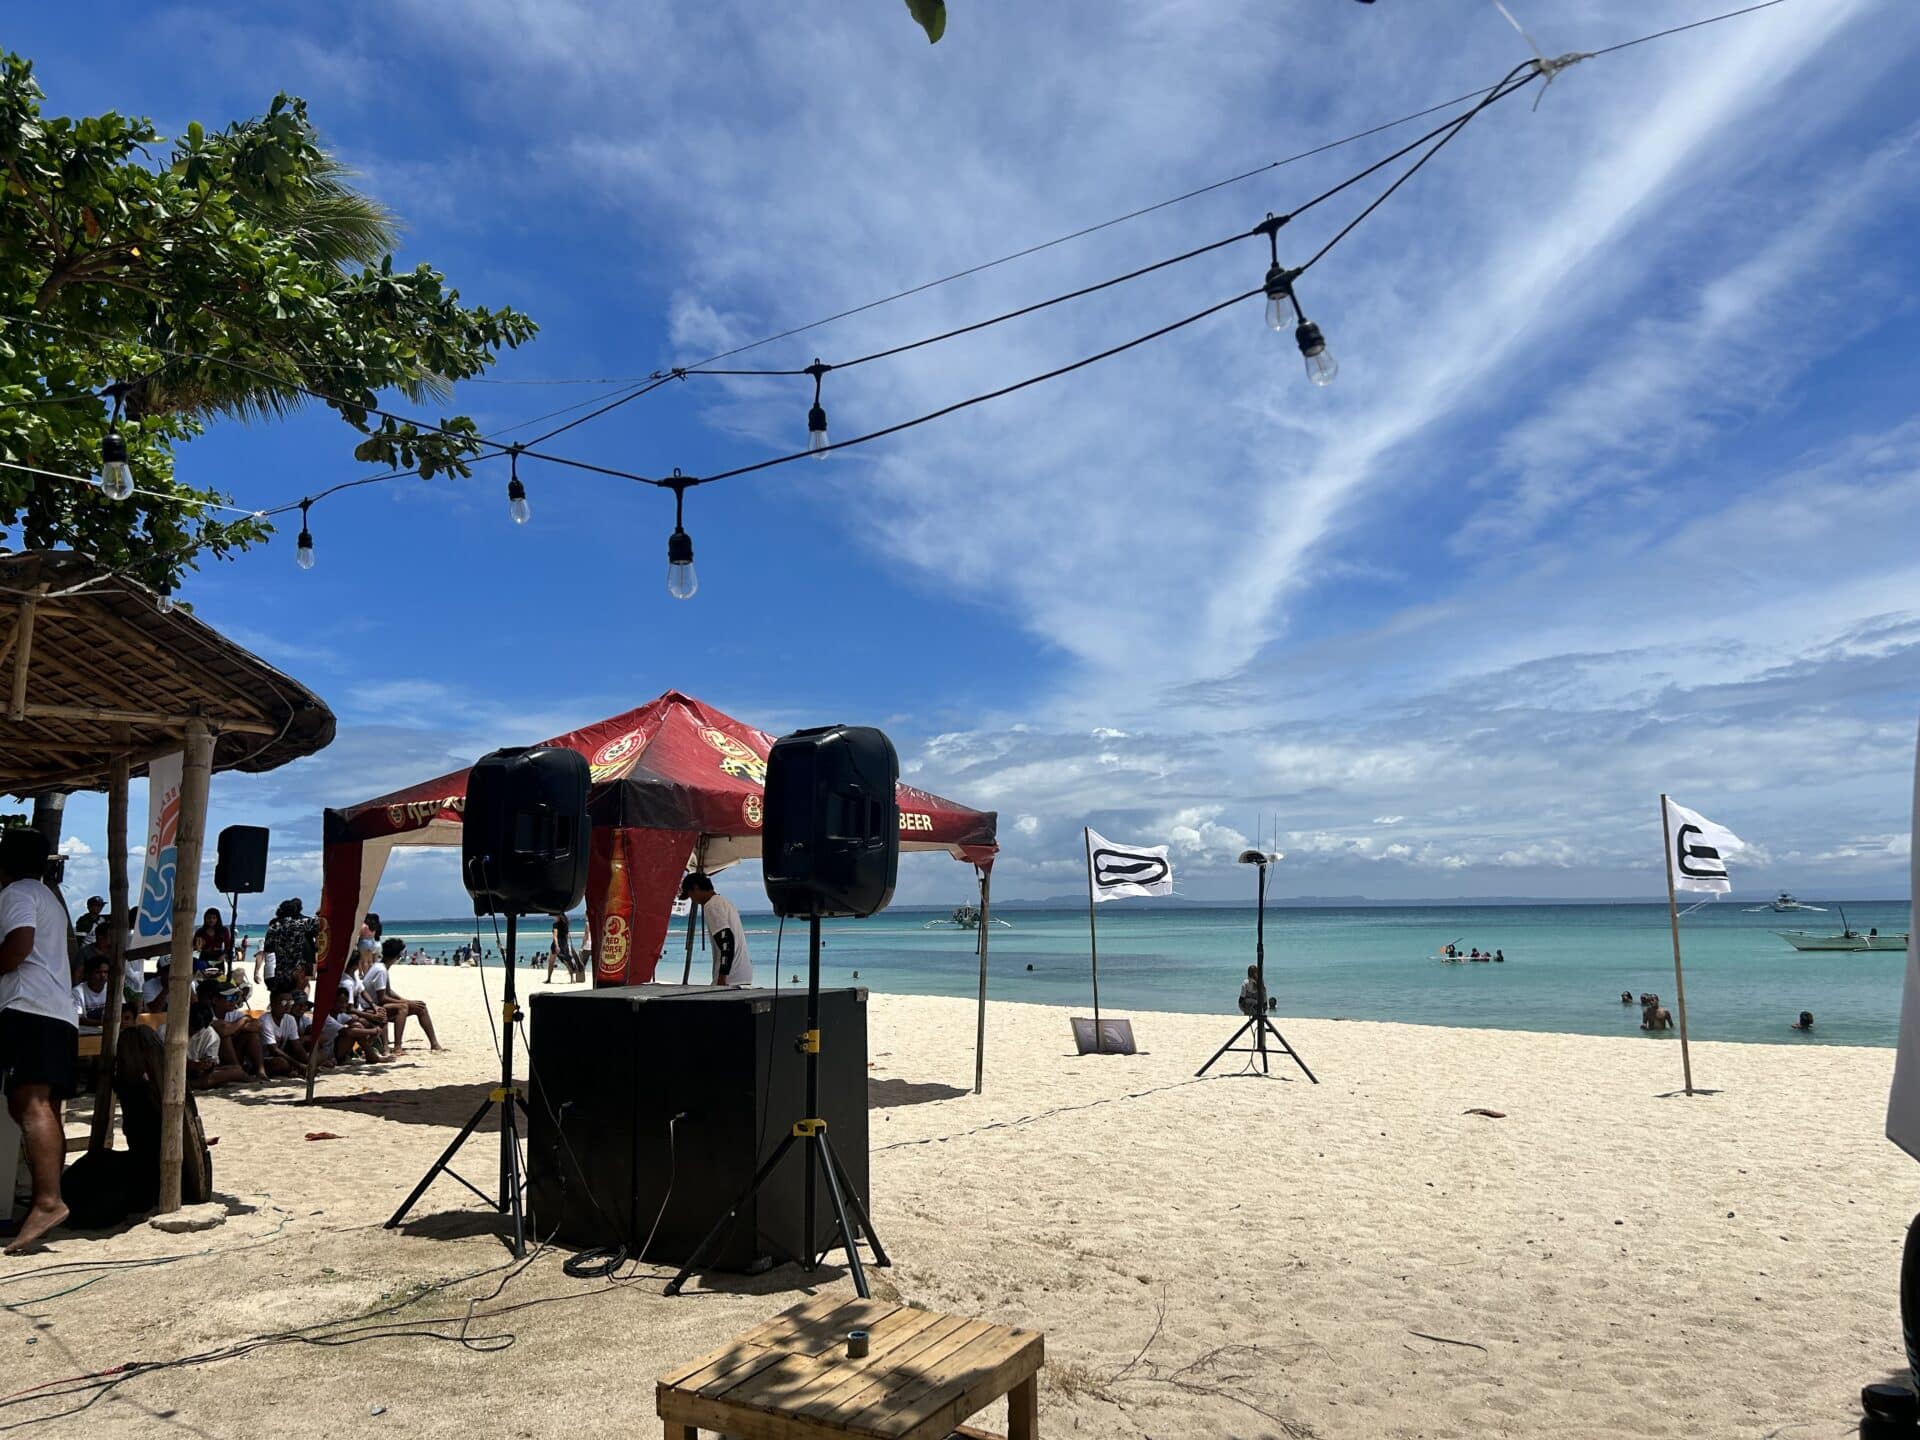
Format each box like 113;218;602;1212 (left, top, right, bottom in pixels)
261;990;307;1070
682;872;752;987
364;938;442;1053
72;956;112;1025
0;830;77;1252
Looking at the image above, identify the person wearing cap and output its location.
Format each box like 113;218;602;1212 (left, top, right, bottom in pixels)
681;872;751;987
0;828;77;1252
73;895;107;942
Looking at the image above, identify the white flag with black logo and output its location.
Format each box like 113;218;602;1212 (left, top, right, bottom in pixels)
1087;828;1173;902
1665;799;1746;895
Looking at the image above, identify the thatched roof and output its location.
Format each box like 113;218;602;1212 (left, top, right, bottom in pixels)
0;551;335;796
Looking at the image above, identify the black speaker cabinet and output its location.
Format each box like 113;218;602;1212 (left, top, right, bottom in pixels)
526;984;869;1272
213;825;269;895
762;725;899;919
462;746;590;915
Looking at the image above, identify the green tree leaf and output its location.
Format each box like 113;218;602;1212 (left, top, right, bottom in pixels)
904;0;947;44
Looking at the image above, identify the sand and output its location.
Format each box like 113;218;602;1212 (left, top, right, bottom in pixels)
2;964;1911;1438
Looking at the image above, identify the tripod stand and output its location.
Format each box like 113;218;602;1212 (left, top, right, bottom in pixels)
665;914;889;1297
387;911;530;1256
1196;852;1317;1083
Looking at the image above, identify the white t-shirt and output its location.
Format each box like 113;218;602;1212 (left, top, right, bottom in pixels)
0;878;77;1026
262;1012;297;1048
73;981;110;1021
320;1013;345;1060
704;895;752;986
189;1027;220;1065
142;972;168;1006
262;951;278;981
362;960;391;1001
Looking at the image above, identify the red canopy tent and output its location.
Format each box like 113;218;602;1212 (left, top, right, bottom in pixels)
311;691;1000;1082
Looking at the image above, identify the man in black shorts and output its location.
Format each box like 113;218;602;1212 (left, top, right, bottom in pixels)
0;829;77;1252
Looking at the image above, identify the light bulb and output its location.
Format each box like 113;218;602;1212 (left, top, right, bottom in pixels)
156;593;176;615
666;526;697;600
100;432;135;501
1296;320;1337;387
807;403;829;459
1263;263;1293;333
507;477;530;525
296;529;315;570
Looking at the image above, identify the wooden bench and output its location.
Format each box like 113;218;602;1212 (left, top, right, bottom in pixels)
658;1295;1042;1440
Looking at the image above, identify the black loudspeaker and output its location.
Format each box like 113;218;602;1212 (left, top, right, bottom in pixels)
761;725;899;919
526;984;869;1270
461;746;591;915
213;825;269;895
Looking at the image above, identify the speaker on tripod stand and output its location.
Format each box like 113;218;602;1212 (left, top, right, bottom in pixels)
666;723;897;1298
1195;848;1317;1082
386;745;590;1257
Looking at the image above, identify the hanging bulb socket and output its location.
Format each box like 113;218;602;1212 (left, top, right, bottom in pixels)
99;430;135;501
506;447;530;524
805;359;830;460
1295;318;1338;386
156;590;176;615
1264;263;1299;334
665;470;698;600
295;499;315;570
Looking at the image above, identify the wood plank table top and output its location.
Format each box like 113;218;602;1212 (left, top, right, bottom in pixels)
658;1294;1043;1440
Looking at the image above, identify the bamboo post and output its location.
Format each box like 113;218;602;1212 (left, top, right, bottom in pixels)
88;750;131;1151
1084;827;1102;1053
158;719;213;1211
8;593;38;720
1659;794;1696;1096
974;865;992;1095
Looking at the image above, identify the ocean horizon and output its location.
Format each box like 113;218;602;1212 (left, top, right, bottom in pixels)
248;899;1913;1049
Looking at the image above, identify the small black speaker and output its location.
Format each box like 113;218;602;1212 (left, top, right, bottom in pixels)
213;825;269;895
462;746;591;915
761;725;898;919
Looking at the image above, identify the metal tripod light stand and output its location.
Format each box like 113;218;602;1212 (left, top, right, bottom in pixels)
386;909;531;1256
666;913;888;1296
1196;849;1317;1082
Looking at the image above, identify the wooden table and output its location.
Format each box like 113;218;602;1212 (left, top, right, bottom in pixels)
658;1295;1043;1440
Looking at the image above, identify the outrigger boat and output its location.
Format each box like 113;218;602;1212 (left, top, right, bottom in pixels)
1776;905;1908;952
1747;891;1826;913
923;904;1013;931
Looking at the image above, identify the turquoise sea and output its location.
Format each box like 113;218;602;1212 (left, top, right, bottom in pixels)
249;900;1914;1048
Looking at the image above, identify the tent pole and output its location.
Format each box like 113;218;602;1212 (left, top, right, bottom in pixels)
88;746;130;1152
158;719;212;1212
681;836;705;984
974;865;991;1094
1085;827;1102;1053
1660;793;1696;1097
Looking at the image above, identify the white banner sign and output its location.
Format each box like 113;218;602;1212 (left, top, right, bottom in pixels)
1665;798;1746;895
1086;828;1173;902
134;751;184;949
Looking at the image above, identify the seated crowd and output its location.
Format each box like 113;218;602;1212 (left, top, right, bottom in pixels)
71;894;442;1090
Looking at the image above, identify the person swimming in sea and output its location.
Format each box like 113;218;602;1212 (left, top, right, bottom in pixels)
1621;990;1634;1005
1791;1010;1814;1032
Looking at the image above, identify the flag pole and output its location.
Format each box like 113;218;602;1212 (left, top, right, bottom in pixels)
1660;793;1696;1096
1085;826;1102;1053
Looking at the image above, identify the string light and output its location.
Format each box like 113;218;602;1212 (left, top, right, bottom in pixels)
155;589;177;614
506;447;530;524
98;383;135;501
295;500;315;570
1255;213;1336;386
665;470;697;600
805;360;830;459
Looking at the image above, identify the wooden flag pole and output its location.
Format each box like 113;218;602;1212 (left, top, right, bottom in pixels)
1659;793;1696;1097
1084;827;1102;1053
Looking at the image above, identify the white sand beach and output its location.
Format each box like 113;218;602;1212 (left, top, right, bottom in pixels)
2;966;1910;1438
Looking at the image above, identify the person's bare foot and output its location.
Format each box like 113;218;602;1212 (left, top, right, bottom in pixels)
5;1200;68;1254
430;1045;445;1053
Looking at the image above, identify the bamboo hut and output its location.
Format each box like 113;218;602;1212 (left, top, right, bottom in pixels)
0;551;333;1211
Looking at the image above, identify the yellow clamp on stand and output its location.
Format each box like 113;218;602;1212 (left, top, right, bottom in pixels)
799;1028;821;1053
792;1118;827;1137
501;1000;521;1025
489;1085;523;1103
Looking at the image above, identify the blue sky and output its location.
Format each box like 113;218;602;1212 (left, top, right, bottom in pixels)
15;0;1920;915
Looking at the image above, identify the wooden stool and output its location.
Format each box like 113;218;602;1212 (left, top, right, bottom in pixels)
658;1295;1042;1440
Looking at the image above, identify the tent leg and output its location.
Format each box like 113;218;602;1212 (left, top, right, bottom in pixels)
974;867;991;1095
